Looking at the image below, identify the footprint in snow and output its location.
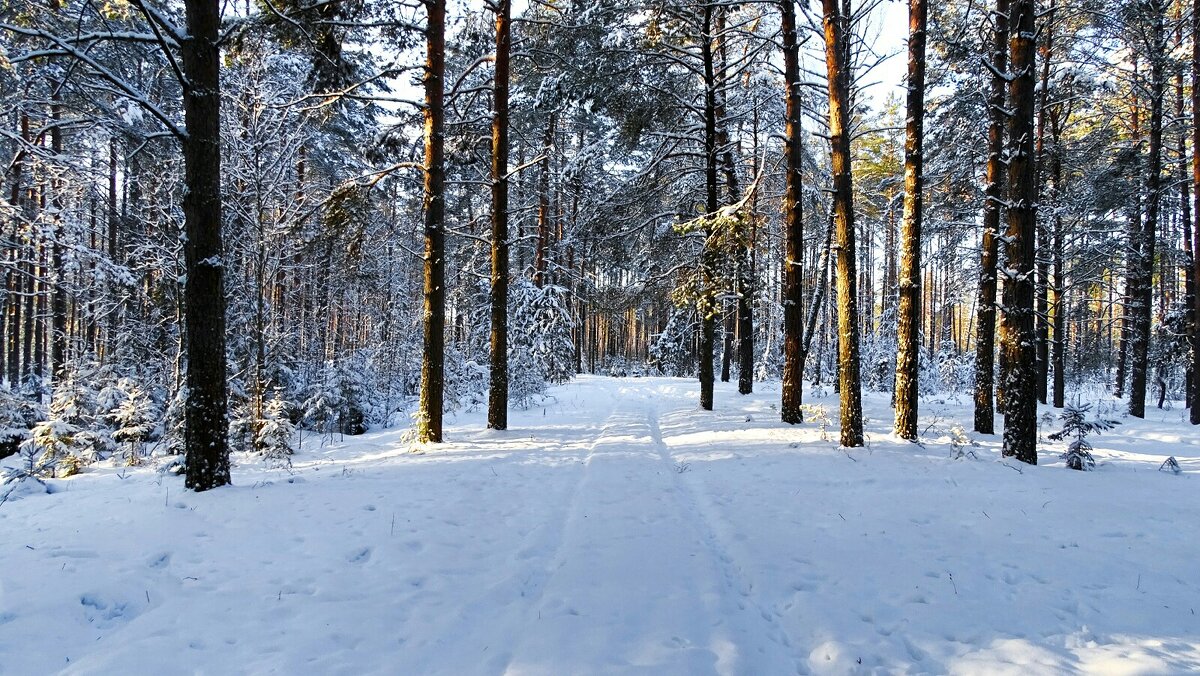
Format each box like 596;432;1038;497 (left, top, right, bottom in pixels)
348;547;372;564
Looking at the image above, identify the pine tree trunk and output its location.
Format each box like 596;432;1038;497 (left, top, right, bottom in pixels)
534;113;555;287
721;310;733;382
488;0;511;431
1176;22;1191;410
821;0;864;447
698;1;718;411
893;0;926;440
181;0;231;490
1192;0;1200;424
974;0;1008;434
1034;22;1053;405
1129;4;1165;419
1116;71;1142;399
49;69;67;380
1000;0;1038;465
780;0;805;423
1051;113;1066;409
5;115;26;388
418;0;447;442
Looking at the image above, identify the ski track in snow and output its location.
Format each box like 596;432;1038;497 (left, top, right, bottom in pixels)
2;376;1199;675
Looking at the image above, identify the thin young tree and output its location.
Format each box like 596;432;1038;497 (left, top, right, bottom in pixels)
974;0;1009;434
1000;0;1038;464
821;0;864;447
893;0;926;440
418;0;447;443
780;0;805;424
487;0;511;431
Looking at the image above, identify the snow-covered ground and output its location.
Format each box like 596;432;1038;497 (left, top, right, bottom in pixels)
2;376;1198;675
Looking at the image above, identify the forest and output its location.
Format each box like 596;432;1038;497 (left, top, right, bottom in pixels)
0;0;1198;492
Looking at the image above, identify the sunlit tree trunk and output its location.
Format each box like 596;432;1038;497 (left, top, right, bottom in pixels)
821;0;864;447
418;0;447;442
893;0;926;440
488;0;511;431
974;0;1008;434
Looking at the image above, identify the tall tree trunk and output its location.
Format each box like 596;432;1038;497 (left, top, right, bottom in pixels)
780;0;805;423
974;0;1009;434
698;1;718;411
1176;11;1192;409
1129;3;1166;419
1051;111;1066;409
1117;64;1142;399
5;114;26;388
488;0;511;431
821;0;864;447
418;0;447;442
181;0;231;490
1034;19;1053;405
893;0;926;440
1000;0;1038;464
534;114;555;286
48;66;67;381
1192;0;1200;424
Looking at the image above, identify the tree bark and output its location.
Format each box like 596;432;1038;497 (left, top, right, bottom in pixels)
893;0;926;440
49;69;67;380
698;1;718;411
1034;19;1053;405
534;113;555;287
974;0;1008;434
780;0;805;424
1128;3;1165;419
488;0;511;431
1000;0;1038;465
418;0;447;442
821;0;864;447
181;0;231;490
1050;111;1066;409
1193;0;1200;424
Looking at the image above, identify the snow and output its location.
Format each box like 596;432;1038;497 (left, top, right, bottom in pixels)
2;376;1199;675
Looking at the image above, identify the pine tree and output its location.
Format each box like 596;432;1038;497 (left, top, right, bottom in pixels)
821;0;864;447
780;0;806;424
893;0;927;440
488;0;512;431
1000;0;1039;465
418;0;447;443
974;0;1009;434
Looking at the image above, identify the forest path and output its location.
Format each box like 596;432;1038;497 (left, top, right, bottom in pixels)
500;382;798;676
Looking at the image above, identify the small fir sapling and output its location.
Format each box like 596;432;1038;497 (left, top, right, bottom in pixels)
23;372;112;476
799;403;832;441
0;387;31;459
949;423;976;460
254;391;296;460
110;381;160;465
650;310;697;378
1048;401;1119;471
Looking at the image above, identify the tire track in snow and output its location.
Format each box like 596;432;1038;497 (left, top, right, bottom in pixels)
501;384;797;675
397;385;621;675
642;395;805;675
